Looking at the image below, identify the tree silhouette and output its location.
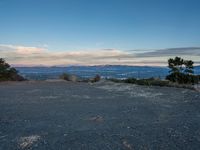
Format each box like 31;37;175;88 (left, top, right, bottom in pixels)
0;58;25;81
168;57;184;73
166;57;198;84
184;60;194;74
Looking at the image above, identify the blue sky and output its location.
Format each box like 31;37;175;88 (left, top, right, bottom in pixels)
0;0;200;66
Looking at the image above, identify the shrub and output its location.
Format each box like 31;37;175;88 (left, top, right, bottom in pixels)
91;74;101;83
198;75;200;80
124;78;137;84
133;78;170;86
145;79;170;86
109;77;170;87
108;78;122;83
136;79;151;86
166;72;199;84
0;58;26;81
59;73;78;82
59;73;70;80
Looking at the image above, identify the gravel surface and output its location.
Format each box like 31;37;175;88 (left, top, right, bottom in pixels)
0;81;200;150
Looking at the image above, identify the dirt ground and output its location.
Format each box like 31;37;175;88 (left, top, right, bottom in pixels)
0;81;200;150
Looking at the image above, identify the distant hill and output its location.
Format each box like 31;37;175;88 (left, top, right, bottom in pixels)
15;65;200;80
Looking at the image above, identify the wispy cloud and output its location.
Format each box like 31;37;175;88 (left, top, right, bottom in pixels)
0;44;199;66
0;44;46;54
135;47;200;57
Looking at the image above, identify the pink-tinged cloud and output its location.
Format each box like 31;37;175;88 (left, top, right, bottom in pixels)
16;46;46;54
0;44;199;66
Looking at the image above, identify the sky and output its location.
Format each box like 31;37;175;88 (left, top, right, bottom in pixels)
0;0;200;66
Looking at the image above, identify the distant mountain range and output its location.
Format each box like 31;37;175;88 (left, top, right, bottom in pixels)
16;65;200;80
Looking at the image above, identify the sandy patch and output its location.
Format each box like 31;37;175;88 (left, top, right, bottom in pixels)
26;89;41;93
122;140;133;150
131;91;163;98
18;135;41;149
97;83;163;98
72;95;91;99
40;96;59;99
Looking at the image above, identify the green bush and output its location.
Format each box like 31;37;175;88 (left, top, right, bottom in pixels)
0;58;25;81
108;78;122;83
166;72;199;84
109;77;170;87
91;74;101;83
134;78;170;86
146;79;170;86
135;79;150;86
124;78;137;84
59;73;70;80
59;73;79;82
